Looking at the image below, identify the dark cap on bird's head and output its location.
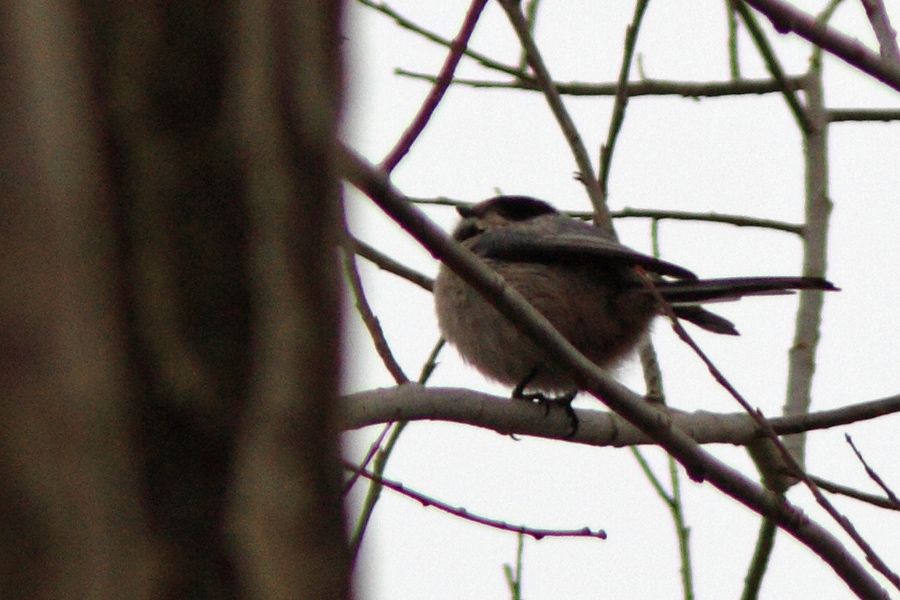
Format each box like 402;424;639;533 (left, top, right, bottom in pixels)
456;196;559;220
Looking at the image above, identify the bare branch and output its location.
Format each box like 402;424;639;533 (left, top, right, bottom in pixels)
340;385;900;446
344;461;608;540
517;0;542;72
341;246;409;383
783;66;831;468
845;434;900;506
396;68;807;97
580;208;804;234
496;0;609;225
357;0;521;77
347;235;435;291
342;422;393;495
860;0;900;63
828;108;900;122
727;0;743;78
811;475;900;511
743;0;900;90
380;0;489;171
735;2;813;132
412;196;805;234
348;337;445;560
742;519;778;600
599;0;650;197
646;278;900;589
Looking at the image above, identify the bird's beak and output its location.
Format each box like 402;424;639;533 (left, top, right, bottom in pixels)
456;205;475;218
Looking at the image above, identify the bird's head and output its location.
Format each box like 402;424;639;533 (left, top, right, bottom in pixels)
452;196;559;242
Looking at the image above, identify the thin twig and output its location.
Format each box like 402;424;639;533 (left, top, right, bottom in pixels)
357;0;522;77
632;448;674;505
517;0;542;73
807;0;847;78
411;197;805;234
349;421;407;559
635;220;693;599
396;69;807;97
348;337;446;561
599;0;651;199
828;108;900;122
735;2;813;133
845;434;900;506
579;207;803;234
631;442;696;598
380;0;489;171
810;474;900;511
344;461;608;540
727;0;742;79
340;246;409;383
341;386;900;445
818;0;846;25
417;337;446;382
631;434;698;600
496;0;609;226
342;422;393;495
642;219;694;600
502;532;525;600
741;518;777;600
348;235;435;291
668;451;694;600
860;0;900;63
743;0;900;90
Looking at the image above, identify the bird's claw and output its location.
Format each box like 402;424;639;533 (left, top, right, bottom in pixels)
512;387;579;437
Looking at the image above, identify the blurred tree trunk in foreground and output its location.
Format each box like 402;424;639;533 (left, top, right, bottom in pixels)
0;2;349;598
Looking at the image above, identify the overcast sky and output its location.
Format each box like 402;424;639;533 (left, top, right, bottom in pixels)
341;2;900;598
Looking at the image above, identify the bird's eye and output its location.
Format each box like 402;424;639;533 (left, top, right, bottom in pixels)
453;220;482;241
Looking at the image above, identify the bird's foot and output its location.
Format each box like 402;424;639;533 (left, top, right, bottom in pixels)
512;379;579;437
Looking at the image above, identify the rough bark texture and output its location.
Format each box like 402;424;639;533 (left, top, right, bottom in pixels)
227;2;351;599
0;1;158;597
0;1;349;597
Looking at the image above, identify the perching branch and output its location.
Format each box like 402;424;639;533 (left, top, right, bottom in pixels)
340;385;900;447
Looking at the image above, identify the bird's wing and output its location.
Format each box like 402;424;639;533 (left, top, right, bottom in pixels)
470;229;698;280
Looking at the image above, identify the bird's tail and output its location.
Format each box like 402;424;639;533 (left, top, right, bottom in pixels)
654;277;838;335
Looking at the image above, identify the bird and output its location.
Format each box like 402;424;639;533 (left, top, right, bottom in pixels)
433;195;837;398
